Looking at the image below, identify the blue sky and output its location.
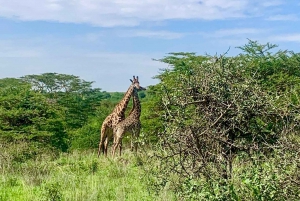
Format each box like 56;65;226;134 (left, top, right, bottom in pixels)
0;0;300;91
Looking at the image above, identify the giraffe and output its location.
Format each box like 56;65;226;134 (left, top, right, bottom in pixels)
97;76;145;157
111;82;145;157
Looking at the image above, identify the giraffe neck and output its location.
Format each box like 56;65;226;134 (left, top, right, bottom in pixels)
113;85;134;116
130;88;141;118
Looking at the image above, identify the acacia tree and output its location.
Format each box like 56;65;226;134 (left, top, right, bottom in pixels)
22;73;104;129
21;73;94;93
0;78;68;151
148;41;300;200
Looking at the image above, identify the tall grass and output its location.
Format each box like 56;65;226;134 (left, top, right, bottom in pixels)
1;141;299;200
0;142;174;201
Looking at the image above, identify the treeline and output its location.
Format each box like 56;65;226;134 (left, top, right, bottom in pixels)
0;73;149;152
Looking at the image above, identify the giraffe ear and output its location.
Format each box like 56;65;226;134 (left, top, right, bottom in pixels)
130;79;133;83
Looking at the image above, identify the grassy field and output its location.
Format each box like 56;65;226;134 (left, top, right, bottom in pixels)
2;142;299;200
0;144;174;201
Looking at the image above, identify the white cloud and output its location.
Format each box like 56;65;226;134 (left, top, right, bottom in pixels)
0;48;42;57
267;14;299;21
0;0;282;27
83;33;104;42
213;28;263;37
108;27;264;41
0;40;44;57
261;0;284;7
271;34;300;43
120;30;184;39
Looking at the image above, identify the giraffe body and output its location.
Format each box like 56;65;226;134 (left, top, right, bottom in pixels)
98;76;144;157
112;86;143;157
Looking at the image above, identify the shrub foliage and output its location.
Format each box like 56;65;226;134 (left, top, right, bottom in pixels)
148;40;300;200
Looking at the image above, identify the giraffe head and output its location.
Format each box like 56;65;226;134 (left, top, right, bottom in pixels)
130;76;146;91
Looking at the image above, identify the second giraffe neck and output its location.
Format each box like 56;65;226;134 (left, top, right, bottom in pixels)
130;89;141;116
113;85;134;115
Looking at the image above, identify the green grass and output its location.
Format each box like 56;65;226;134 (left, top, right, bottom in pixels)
1;141;299;200
0;146;174;201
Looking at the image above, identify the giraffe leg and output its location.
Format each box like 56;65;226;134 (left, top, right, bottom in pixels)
133;127;140;153
104;129;113;157
111;132;116;156
112;128;124;157
104;137;108;157
98;124;107;157
130;130;135;152
119;140;122;156
112;137;121;158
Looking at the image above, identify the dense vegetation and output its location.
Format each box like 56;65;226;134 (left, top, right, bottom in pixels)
147;41;300;200
1;41;300;200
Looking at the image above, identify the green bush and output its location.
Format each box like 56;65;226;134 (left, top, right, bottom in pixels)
0;79;68;151
145;40;300;200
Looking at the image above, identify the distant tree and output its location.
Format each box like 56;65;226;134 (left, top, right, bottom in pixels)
101;91;111;99
69;100;117;150
22;73;105;129
109;92;125;103
0;78;68;151
0;78;27;88
21;73;94;93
